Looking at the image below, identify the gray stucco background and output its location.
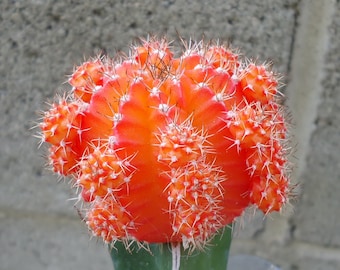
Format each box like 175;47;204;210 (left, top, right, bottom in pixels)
1;1;339;269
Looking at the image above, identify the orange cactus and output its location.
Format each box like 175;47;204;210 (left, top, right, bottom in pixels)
39;37;291;250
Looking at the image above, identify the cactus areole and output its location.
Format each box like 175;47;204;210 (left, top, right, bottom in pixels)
39;37;291;252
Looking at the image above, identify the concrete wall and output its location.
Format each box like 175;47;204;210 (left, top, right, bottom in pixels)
1;0;339;269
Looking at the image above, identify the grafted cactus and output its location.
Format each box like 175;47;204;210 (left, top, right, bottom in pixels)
38;37;292;270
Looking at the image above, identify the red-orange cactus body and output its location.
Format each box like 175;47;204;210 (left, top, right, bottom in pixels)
40;38;291;249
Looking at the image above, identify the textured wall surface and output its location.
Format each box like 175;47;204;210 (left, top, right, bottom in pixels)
0;1;339;269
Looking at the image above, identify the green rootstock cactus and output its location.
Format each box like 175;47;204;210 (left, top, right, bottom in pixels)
38;37;292;270
110;226;232;270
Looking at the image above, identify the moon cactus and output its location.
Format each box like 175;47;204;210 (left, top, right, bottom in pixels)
38;37;291;269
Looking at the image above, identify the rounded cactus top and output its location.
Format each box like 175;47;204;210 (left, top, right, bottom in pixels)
39;37;292;251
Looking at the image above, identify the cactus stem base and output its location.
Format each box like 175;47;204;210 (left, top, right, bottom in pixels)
109;225;232;270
